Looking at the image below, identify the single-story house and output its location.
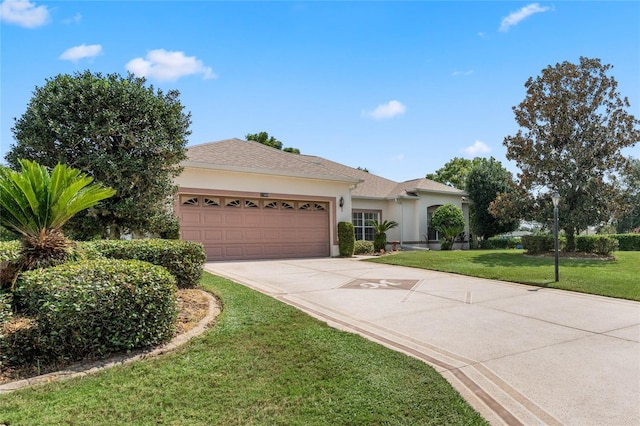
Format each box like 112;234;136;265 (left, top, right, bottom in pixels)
174;138;470;260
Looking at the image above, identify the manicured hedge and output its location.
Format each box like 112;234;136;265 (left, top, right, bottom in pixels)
337;222;355;257
575;235;618;255
478;237;521;250
611;234;640;251
521;235;566;254
83;239;206;288
354;240;374;255
10;259;177;364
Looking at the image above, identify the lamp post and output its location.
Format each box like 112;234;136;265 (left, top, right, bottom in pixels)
551;191;560;282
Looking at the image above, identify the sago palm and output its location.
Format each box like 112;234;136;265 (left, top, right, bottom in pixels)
0;159;115;273
366;219;399;252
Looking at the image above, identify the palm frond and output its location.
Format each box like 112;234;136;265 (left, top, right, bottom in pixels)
0;160;116;237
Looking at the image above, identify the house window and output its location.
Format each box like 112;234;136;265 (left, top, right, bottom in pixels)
352;211;379;241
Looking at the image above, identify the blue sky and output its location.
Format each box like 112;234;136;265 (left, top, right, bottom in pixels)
1;1;638;182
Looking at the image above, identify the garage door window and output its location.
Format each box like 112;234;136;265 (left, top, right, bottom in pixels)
204;197;220;207
181;196;199;206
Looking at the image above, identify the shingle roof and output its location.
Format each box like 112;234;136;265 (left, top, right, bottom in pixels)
184;139;361;183
393;178;466;196
184;139;466;198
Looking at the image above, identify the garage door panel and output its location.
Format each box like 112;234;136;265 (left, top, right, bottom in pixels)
224;246;244;257
244;214;266;226
178;195;330;260
182;212;202;225
262;230;280;240
203;212;223;225
224;229;244;242
204;245;223;258
203;230;223;241
224;214;243;225
182;230;202;240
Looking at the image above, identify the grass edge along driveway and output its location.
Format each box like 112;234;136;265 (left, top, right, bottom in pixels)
368;249;640;301
0;272;488;426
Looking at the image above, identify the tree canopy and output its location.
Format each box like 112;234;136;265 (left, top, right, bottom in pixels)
246;131;300;154
6;70;191;239
492;57;639;249
465;158;518;239
616;158;640;233
426;157;484;190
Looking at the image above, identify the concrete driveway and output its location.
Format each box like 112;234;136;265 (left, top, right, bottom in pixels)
204;257;640;426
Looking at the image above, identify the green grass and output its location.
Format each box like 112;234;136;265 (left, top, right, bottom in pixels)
368;250;640;301
0;272;487;426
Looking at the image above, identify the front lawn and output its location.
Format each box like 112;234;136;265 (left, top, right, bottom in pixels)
0;272;487;426
368;250;640;301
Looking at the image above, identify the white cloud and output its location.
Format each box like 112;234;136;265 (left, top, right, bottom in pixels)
462;141;491;157
452;70;474;77
59;44;102;62
499;3;550;32
0;0;49;28
126;49;216;82
63;13;82;24
363;100;406;119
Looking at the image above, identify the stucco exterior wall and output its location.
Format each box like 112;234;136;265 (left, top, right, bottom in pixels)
353;193;470;250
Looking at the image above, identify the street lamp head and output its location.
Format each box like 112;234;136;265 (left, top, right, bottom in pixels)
551;191;560;208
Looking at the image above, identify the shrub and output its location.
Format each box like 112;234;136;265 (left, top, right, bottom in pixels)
431;204;465;250
478;237;521;250
354;240;374;255
611;234;640;251
575;235;618;255
0;240;21;263
0;241;21;288
0;291;12;328
0;315;40;367
0;225;19;242
522;235;554;254
82;239;205;288
12;259;177;363
337;222;355;257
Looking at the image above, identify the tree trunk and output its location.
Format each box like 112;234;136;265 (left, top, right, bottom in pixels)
564;227;576;252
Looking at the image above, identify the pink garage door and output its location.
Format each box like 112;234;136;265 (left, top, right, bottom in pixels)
176;195;330;261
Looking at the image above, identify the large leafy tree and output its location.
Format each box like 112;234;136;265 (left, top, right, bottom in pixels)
0;160;114;276
494;57;639;250
616;158;640;233
246;131;300;154
6;70;191;239
466;158;519;240
426;157;484;190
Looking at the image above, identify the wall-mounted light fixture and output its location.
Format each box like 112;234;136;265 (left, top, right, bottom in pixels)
339;196;344;210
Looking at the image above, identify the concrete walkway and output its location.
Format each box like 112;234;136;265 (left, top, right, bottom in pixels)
204;257;640;426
